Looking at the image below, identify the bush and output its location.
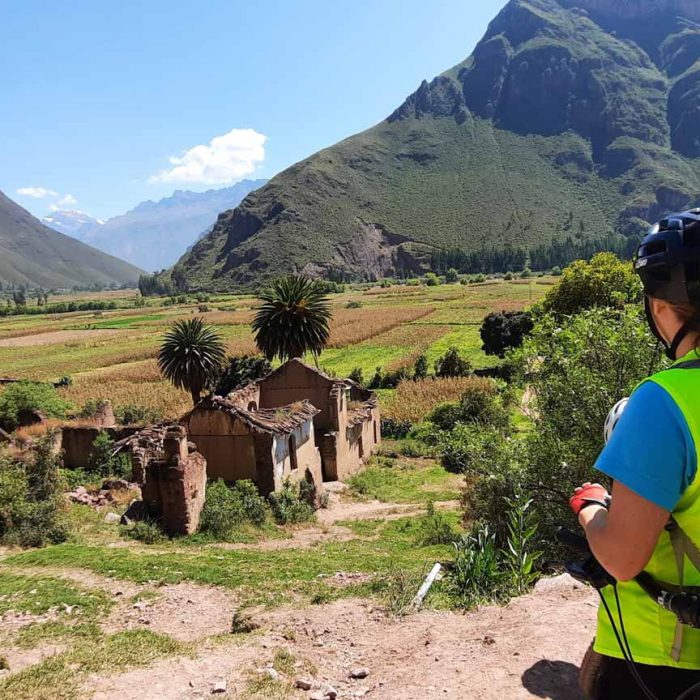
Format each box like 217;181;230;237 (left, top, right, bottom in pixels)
268;480;315;525
115;404;162;426
480;311;534;358
424;272;440;287
348;367;364;386
345;300;362;309
200;480;269;539
213;355;272;397
413;354;428;381
380;418;413;439
122;520;166;544
0;381;72;431
428;378;510;432
520;268;532;279
550;266;562;276
504;272;514;281
0;434;68;548
434;347;472;378
445;268;460;284
540;252;642;317
416;501;459;546
88;432;132;479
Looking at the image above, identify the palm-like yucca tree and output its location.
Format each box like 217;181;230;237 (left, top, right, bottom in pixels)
157;317;226;406
252;276;332;364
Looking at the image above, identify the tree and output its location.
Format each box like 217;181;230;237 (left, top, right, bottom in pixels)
413;354;428;380
214;355;272;396
480;311;534;358
434;347;472;378
541;252;641;317
252;276;332;364
157;317;226;406
445;268;460;284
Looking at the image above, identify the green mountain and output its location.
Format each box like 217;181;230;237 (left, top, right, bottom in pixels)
0;191;144;289
166;0;700;290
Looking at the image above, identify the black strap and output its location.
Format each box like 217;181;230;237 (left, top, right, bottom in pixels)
672;359;700;370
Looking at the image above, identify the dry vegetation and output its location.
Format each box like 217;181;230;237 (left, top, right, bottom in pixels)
382;376;497;423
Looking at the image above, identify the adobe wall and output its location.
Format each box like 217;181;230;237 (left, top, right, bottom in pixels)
271;421;322;492
61;426;141;470
259;362;336;430
333;405;381;482
182;409;257;482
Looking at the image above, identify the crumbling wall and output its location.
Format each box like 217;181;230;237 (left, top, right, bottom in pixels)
141;428;207;536
272;421;322;492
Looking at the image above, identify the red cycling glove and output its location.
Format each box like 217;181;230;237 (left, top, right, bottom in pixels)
569;483;611;516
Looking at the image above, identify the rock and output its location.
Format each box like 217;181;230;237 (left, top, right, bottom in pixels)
263;668;280;681
350;668;369;679
120;499;147;525
211;679;227;694
104;512;121;524
321;684;338;699
533;573;581;594
295;678;313;690
310;693;324;700
102;478;130;491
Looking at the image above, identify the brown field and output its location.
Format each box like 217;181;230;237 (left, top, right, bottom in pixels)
327;306;435;348
382;376;497;423
0;329;120;347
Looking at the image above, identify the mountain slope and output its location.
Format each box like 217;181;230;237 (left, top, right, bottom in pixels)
168;0;700;290
75;180;267;272
0;191;144;289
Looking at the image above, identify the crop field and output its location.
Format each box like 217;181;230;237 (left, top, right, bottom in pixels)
0;279;552;420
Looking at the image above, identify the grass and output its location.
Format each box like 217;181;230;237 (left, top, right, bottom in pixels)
347;456;462;503
0;572;112;618
5;512;454;608
0;629;187;700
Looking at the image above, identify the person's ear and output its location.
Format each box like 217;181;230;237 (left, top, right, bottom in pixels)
650;298;674;344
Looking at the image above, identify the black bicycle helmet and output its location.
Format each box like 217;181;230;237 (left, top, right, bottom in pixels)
635;209;700;358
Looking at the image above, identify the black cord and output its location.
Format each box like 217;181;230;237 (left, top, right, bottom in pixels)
676;680;700;700
597;587;659;700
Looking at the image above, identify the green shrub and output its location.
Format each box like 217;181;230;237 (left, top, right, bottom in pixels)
540;252;642;317
380;418;412;439
424;272;440;287
199;479;269;539
434;347;472;378
348;367;364;386
427;402;464;432
122;520;166;544
345;300;362;309
413;354;428;380
520;268;532;279
0;434;68;548
0;381;72;431
445;268;459;284
480;311;534;358
213;355;272;397
59;469;100;491
115;404;162;426
77;399;110;420
416;502;459;546
268;480;315;525
550;266;562;276
88;432;131;479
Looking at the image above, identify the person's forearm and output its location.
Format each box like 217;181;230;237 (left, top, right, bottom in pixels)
579;505;642;581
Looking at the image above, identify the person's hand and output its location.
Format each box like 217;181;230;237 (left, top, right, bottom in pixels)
569;482;611;517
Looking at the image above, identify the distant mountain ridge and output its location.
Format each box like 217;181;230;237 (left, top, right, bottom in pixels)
162;0;700;290
42;209;104;238
61;180;267;273
0;191;143;289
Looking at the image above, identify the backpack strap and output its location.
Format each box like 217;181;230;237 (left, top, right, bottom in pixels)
671;359;700;371
666;517;700;660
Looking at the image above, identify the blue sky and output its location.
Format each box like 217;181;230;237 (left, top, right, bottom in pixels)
2;0;507;221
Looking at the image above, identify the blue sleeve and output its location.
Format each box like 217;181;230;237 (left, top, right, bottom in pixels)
594;381;697;512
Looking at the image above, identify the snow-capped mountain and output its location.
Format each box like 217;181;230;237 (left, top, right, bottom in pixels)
42;209;104;237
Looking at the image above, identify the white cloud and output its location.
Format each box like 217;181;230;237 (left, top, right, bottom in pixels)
58;194;77;206
17;186;58;198
150;128;266;185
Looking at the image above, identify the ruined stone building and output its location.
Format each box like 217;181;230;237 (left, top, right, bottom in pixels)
114;359;380;497
225;359;381;482
181;395;322;495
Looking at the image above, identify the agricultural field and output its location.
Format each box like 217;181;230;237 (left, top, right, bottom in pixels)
0;278;553;422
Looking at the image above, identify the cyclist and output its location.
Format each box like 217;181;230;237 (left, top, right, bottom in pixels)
569;210;700;699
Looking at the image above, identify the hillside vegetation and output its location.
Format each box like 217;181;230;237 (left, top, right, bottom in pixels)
0;191;143;289
162;0;700;290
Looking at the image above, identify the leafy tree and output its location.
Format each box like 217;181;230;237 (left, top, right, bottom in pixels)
413;354;428;380
214;355;272;396
0;381;72;431
252;276;332;364
434;347;472;378
445;268;460;284
480;311;534;358
157;317;226;406
348;367;364;386
424;272;441;287
540;252;642;317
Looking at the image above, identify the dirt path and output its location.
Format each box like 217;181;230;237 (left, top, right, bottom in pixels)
87;574;596;699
